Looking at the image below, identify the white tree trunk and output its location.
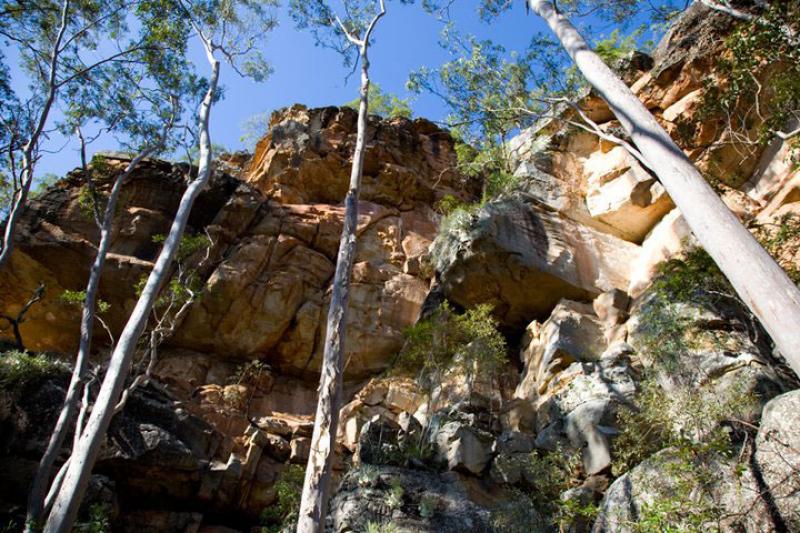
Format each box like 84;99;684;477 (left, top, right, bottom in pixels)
296;26;380;533
41;52;220;533
25;150;150;531
529;0;800;378
0;0;70;271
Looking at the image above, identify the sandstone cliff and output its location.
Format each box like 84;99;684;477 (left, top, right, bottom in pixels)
1;3;799;532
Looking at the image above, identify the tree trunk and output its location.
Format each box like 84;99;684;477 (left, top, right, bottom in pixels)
295;40;374;533
528;0;800;378
41;53;220;533
0;0;70;271
25;150;150;531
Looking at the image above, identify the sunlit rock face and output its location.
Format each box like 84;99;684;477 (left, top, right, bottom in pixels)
3;3;800;531
433;197;640;328
1;106;478;382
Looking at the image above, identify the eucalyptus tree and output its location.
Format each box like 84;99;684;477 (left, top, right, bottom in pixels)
697;0;799;151
41;2;277;532
287;0;402;529
0;0;175;270
408;24;652;200
24;6;203;526
472;0;800;377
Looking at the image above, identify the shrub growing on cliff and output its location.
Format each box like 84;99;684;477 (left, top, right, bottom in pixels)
699;1;800;162
0;351;65;396
633;247;758;377
260;464;304;533
752;213;800;285
607;374;759;531
396;302;507;400
606;246;767;530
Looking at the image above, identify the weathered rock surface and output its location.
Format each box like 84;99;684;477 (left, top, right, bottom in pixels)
2;3;800;531
754;390;800;530
1;107;475;383
329;466;497;533
0;107;478;530
434;198;640;327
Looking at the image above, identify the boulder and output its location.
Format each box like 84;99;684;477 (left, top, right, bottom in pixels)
433;197;640;327
330;466;496;533
517;299;609;397
754;390;800;530
593;447;778;533
516;338;636;476
431;417;495;476
626;208;695;298
585;159;674;243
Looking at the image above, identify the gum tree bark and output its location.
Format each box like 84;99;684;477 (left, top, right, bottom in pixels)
25;146;155;531
296;3;386;532
528;0;800;378
0;0;70;270
41;43;220;533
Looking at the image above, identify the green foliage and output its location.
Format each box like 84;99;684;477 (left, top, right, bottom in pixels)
344;83;412;119
408;27;559;154
435;194;474;216
752;213;800;284
593;28;648;64
152;232;211;263
60;290;111;314
516;448;584;526
75;503;111;533
609;248;763;530
609;381;756;531
558;497;599;528
136;232;211;308
356;464;380;487
29;174;61;199
700;2;800;160
0;351;66;396
77;155;116;221
184;143;232;166
229;360;269;386
260;464;304;533
365;522;399;533
418;494;437;519
396;302;507;397
481;170;519;202
385;478;405;510
634;247;744;375
240;111;272;150
289;0;407;68
77;185;98;220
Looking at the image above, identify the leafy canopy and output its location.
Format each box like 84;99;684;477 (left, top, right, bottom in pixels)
344;83;412;118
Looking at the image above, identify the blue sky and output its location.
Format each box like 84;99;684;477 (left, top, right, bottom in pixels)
9;1;654;178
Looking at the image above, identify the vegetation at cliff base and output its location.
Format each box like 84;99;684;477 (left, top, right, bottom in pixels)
259;465;304;533
0;351;66;396
396;302;507;399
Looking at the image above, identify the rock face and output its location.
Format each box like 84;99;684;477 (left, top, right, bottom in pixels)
754;390;800;530
1;106;477;382
2;3;800;532
0;108;478;530
433;198;640;327
329;466;496;533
